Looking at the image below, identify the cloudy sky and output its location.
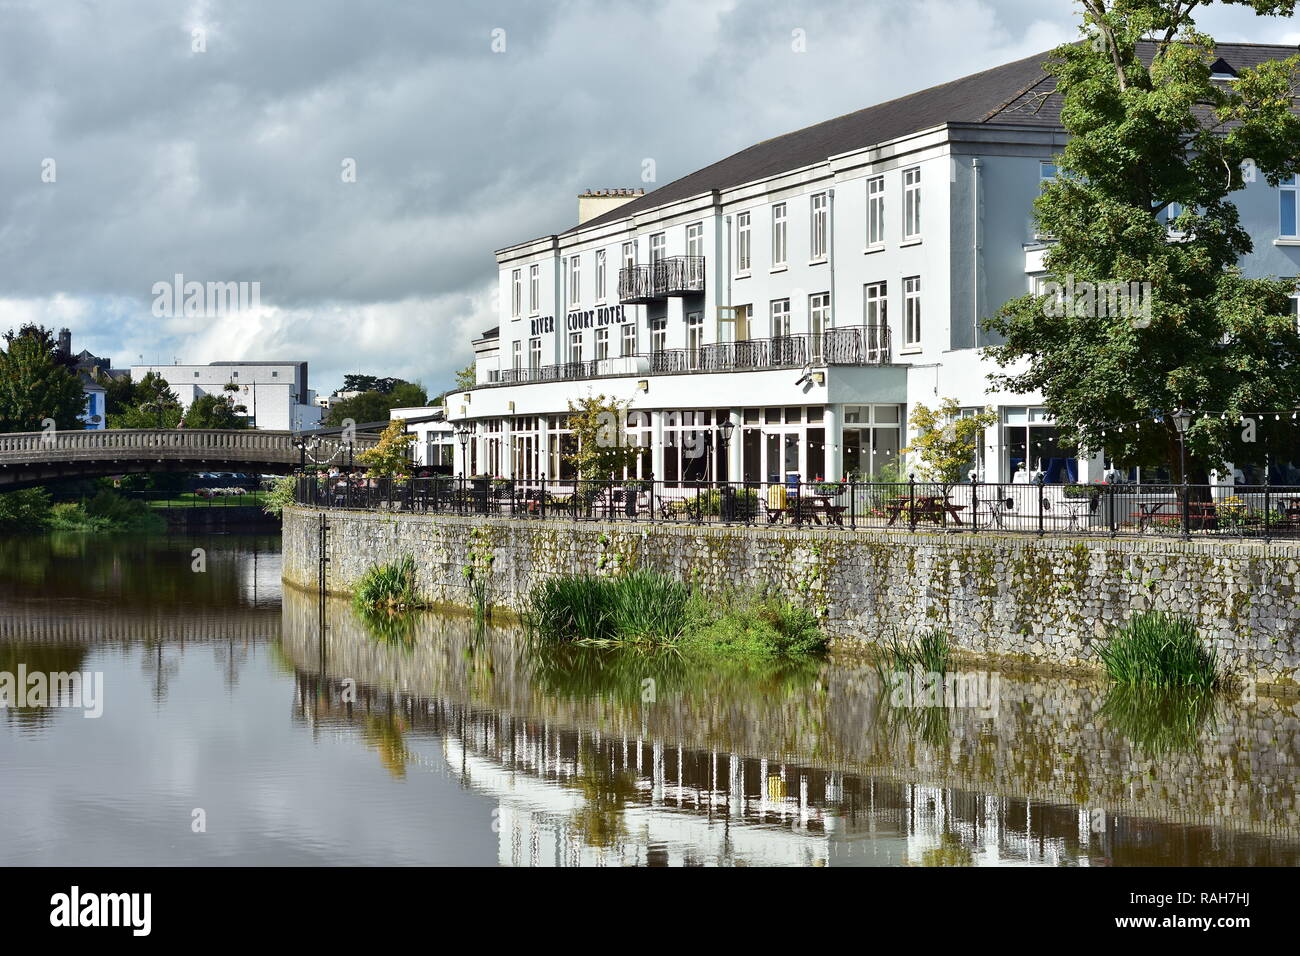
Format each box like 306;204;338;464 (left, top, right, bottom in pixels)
1;1;1296;398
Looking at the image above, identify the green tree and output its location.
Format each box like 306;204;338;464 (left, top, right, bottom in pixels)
182;393;250;429
356;418;416;478
0;325;87;432
984;0;1300;481
453;364;476;391
0;488;51;531
564;395;641;482
904;399;997;483
107;371;182;428
325;391;394;427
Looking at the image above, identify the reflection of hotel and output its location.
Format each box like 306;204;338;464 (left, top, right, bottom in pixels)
449;44;1300;484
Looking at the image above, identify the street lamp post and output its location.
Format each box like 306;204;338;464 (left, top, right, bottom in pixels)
717;418;736;522
1172;407;1193;540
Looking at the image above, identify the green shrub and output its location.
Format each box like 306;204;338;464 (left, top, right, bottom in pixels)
1095;612;1219;688
526;571;827;660
0;488;52;531
354;555;423;612
682;596;827;659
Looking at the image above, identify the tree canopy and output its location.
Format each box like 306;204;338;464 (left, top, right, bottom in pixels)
324;382;428;427
983;0;1300;480
0;325;86;432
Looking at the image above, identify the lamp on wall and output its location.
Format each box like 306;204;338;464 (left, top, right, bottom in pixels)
810;371;825;386
637;380;649;392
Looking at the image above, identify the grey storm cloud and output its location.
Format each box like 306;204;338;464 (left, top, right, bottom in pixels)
0;0;1293;393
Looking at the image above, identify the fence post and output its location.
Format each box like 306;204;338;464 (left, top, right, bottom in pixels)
1181;478;1190;541
970;475;979;534
1264;470;1272;543
909;474;917;532
849;480;856;529
1108;485;1118;537
1037;478;1045;537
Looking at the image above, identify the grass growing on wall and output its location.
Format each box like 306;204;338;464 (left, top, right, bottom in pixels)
525;570;827;660
354;555;424;613
874;629;952;676
1095;611;1220;689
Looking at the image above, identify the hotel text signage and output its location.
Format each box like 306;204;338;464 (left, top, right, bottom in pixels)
566;305;626;330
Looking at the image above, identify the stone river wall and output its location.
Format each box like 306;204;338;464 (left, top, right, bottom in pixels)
282;506;1300;691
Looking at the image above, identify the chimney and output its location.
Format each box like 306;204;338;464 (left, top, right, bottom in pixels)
578;188;645;225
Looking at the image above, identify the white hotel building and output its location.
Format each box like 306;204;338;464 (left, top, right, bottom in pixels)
449;43;1300;486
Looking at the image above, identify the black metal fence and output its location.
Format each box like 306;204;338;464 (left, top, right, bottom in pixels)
294;477;1300;540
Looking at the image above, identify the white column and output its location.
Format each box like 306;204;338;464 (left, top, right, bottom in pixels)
651;409;664;482
539;427;551;480
727;408;742;481
824;404;841;481
475;427;486;477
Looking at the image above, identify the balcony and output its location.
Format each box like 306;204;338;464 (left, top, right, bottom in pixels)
493;324;890;386
618;256;706;304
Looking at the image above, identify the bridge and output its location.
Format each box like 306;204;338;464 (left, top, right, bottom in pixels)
0;428;374;489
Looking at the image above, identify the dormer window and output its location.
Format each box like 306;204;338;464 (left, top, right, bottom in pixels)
1209;57;1238;81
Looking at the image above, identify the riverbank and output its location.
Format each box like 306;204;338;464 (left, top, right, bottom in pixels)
283;505;1300;692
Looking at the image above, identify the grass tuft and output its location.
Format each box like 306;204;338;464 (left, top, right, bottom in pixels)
1095;611;1219;688
525;571;826;660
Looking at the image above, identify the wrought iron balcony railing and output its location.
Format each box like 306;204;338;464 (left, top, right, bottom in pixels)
494;325;890;386
617;256;706;304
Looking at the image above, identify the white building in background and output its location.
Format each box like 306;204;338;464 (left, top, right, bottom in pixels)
129;361;322;431
448;42;1300;485
389;405;455;472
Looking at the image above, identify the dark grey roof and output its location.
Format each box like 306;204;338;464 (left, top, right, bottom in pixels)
567;41;1298;234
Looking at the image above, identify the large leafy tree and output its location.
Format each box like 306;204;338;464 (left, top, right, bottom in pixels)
0;325;86;432
984;0;1300;480
324;383;428;427
183;393;250;429
356;419;416;477
106;371;183;428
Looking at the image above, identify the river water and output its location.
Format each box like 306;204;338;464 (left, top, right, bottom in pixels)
1;533;1296;866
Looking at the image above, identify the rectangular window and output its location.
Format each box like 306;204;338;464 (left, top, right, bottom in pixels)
650;232;666;264
771;203;787;267
595;327;609;360
687;312;703;368
595;250;606;302
903;167;921;240
736;212;751;273
686;222;703;257
810;192;828;260
529;264;540;314
867;176;884;247
1282;174;1298;238
809;293;831;333
621;323;637;357
622;241;636;270
512;341;522;370
864;281;887;328
903;276;922;348
770;298;791;337
651;318;667;353
529;337;541;371
568;256;581;304
569;330;583;363
511;269;521;318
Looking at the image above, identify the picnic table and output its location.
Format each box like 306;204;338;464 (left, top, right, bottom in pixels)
1130;499;1217;531
885;495;967;526
763;488;847;525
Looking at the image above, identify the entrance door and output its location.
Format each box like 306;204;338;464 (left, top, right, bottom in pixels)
765;431;801;483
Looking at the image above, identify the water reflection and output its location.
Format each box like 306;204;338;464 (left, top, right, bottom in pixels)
282;588;1300;867
1;534;1296;866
